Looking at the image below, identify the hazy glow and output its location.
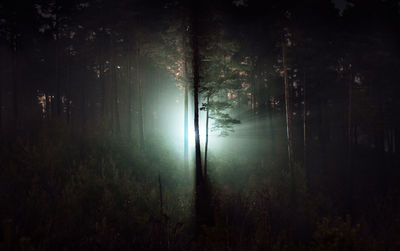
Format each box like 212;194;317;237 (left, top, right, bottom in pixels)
154;80;225;164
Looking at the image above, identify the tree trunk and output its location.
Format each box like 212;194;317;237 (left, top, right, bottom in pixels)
109;59;115;134
250;60;256;113
127;49;132;140
184;78;189;169
66;57;72;124
347;74;352;163
114;61;121;136
158;173;163;217
282;38;295;200
54;4;62;118
81;66;87;133
394;128;398;154
183;19;189;172
100;34;106;119
136;40;145;150
0;52;3;135
12;26;18;130
376;95;386;193
192;8;203;188
204;95;210;177
268;94;275;155
55;33;61;117
191;4;205;237
345;71;354;213
303;71;308;177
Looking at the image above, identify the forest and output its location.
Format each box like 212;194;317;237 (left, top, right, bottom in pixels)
0;0;399;250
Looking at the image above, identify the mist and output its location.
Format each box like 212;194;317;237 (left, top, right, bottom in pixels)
0;0;399;250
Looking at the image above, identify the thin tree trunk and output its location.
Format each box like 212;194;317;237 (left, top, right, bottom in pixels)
345;71;354;212
158;172;167;249
303;71;307;177
136;40;145;150
183;19;189;172
46;94;51;119
0;84;2;136
127;49;132;140
54;4;62;118
100;34;106;119
0;53;3;135
81;67;87;133
268;95;275;155
184;79;189;169
55;36;61;117
12;26;18;130
376;95;386;193
192;8;203;188
110;45;120;136
250;61;256;113
191;4;204;237
347;73;352;173
66;57;71;124
282;38;294;199
114;62;120;136
109;62;114;134
158;172;163;217
204;95;210;177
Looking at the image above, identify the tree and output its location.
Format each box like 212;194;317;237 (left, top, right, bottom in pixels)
190;0;203;210
200;46;241;175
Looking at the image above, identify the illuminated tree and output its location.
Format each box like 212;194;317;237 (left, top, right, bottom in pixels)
200;43;242;175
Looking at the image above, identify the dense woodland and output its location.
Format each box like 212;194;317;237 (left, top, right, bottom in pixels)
0;0;400;250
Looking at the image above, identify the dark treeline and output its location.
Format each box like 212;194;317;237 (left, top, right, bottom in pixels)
0;0;400;250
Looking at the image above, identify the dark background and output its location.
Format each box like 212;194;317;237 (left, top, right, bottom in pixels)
0;0;399;250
